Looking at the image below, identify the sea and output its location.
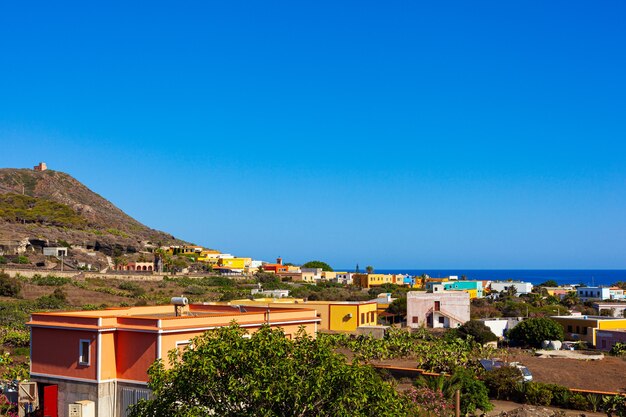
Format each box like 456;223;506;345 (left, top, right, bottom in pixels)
365;270;626;287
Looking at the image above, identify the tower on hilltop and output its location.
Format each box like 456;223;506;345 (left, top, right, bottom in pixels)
33;162;47;171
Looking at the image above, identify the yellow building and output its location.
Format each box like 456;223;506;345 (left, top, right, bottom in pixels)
170;245;204;255
226;299;379;332
218;257;246;269
354;273;397;289
551;315;626;346
197;250;222;264
321;271;337;281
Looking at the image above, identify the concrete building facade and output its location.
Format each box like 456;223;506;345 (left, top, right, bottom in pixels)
28;304;319;417
406;292;470;329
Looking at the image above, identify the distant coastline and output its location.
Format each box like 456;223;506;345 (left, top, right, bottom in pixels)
350;269;626;287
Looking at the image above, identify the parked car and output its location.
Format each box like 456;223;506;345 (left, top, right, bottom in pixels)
479;359;533;382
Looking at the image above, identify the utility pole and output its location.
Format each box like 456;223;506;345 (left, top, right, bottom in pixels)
455;389;460;417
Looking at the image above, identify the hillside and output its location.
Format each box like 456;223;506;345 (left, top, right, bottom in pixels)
0;167;188;256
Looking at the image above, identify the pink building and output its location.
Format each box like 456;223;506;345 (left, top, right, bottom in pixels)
596;329;626;351
407;291;470;329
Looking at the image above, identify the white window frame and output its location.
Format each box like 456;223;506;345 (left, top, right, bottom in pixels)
79;339;91;366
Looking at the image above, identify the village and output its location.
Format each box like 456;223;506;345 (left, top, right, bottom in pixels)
1;242;626;416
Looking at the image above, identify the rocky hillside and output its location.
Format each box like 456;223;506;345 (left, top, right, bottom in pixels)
0;168;188;256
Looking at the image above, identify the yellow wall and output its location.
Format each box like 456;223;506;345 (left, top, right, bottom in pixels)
355;274;396;288
322;271;337;280
218;258;246;269
225;299;378;332
598;319;626;330
329;304;357;331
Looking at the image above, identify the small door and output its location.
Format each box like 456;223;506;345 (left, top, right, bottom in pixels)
43;385;58;417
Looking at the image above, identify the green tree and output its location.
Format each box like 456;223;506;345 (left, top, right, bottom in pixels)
456;320;498;345
301;260;333;271
0;272;21;297
560;292;580;308
386;297;407;319
366;265;374;274
453;369;493;415
538;280;558;287
506;317;563;348
129;325;409;417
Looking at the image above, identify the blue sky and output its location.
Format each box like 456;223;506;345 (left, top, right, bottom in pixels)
1;1;625;268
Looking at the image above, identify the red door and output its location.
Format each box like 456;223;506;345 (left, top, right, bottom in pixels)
43;385;58;417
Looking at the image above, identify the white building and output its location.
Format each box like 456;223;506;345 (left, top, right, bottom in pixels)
301;268;323;282
334;272;355;285
490;281;533;295
407;292;470;329
577;286;610;301
478;317;523;338
43;247;68;257
593;303;626;317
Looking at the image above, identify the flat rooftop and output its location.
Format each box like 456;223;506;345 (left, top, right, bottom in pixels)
551;315;626;320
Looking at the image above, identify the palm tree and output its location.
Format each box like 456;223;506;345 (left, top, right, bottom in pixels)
366;265;374;274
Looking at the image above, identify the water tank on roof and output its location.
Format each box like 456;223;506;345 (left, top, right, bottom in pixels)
171;297;188;306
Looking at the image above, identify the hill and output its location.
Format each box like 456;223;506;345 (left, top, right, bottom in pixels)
0;167;188;257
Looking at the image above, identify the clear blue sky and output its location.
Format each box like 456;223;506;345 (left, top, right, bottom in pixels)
1;1;625;269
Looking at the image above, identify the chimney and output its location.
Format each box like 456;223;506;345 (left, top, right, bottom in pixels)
277;257;282;265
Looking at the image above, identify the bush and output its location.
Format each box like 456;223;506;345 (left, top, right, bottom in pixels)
35;288;67;310
568;393;589;411
119;282;146;298
610;342;626;356
507;317;564;348
522;382;553;406
16;255;29;264
1;329;30;347
545;384;571;408
184;285;206;295
0;256;6;264
453;369;493;415
31;274;71;286
482;366;524;401
0;272;21;297
456;320;498;344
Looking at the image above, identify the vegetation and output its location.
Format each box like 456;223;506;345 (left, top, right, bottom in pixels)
609;342;626;356
129;324;409;417
35;288;68;310
0;193;86;228
506;317;564;348
31;274;71;286
301;260;334;271
455;320;498;345
537;280;558;287
0;272;21;297
321;328;498;374
118;282;147;298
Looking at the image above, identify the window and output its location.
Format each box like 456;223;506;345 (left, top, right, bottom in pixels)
361;313;365;323
79;340;90;365
567;325;572;333
412;316;419;324
434;301;441;311
438;316;445;324
582;327;588;335
602;340;607;349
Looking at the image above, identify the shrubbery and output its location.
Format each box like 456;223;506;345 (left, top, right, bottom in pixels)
0;329;29;347
35;288;68;310
31;274;71;286
119;282;146;297
506;317;563;348
0;272;21;297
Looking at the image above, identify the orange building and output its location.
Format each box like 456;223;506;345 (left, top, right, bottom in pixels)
28;303;319;417
261;257;288;273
